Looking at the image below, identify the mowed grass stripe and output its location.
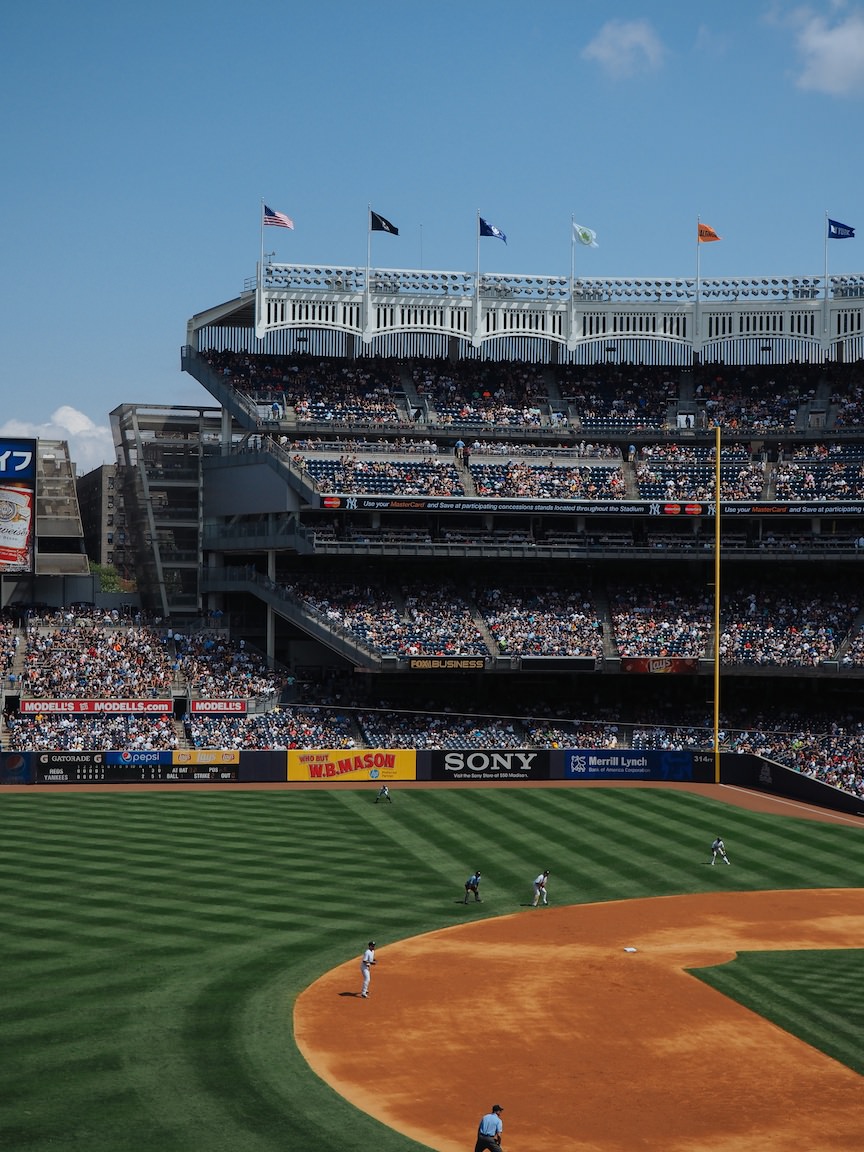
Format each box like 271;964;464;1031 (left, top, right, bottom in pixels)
0;787;861;1152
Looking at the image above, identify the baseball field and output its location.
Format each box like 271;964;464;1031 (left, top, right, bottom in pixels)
2;782;862;1152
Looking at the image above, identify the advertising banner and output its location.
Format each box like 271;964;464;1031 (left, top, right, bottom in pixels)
620;658;699;673
0;438;37;573
33;750;239;783
172;750;240;765
189;700;248;713
0;752;32;785
105;751;174;766
288;749;416;782
564;749;707;781
428;749;550;781
407;657;486;671
317;493;864;519
20;699;173;714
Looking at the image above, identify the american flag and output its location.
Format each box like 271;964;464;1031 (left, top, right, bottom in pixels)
263;204;294;229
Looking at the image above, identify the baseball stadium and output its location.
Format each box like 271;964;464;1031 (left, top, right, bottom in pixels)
1;253;863;1151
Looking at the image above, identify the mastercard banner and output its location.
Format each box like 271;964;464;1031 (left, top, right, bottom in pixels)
288;749;416;782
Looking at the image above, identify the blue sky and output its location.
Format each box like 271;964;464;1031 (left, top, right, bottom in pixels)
3;0;864;470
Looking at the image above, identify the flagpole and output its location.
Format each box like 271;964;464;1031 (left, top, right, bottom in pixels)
259;199;265;291
570;214;576;290
476;209;481;293
695;216;702;342
365;204;372;335
823;210;831;343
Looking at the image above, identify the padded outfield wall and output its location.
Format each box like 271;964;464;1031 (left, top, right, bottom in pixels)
1;748;860;819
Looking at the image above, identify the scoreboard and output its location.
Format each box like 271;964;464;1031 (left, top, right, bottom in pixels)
34;752;239;784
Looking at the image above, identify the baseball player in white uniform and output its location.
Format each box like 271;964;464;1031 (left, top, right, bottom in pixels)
532;869;550;906
360;940;376;997
711;837;731;865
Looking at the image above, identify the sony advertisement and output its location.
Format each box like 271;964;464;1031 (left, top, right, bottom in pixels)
428;750;551;781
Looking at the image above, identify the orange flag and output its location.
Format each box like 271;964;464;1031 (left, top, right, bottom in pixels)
698;222;721;243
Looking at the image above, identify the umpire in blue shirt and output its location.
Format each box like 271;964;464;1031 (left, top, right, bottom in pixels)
474;1104;503;1152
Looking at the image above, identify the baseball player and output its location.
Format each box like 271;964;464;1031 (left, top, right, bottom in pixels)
531;869;550;906
359;940;376;997
474;1104;504;1152
711;837;731;865
464;870;482;904
375;784;392;803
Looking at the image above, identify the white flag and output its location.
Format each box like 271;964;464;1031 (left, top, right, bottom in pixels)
573;222;598;248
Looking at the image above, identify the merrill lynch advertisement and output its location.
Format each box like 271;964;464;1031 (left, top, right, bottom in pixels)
288;749;417;781
566;749;697;781
429;750;550;781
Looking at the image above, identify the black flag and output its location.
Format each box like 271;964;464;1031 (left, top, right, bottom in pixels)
370;210;399;235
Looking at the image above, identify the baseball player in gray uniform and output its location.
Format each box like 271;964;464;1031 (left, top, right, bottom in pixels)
711;837;731;865
359;940;376;997
531;869;550;906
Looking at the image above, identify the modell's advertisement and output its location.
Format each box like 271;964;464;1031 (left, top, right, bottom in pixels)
0;439;36;573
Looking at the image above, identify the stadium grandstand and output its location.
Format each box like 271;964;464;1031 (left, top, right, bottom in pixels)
2;259;864;801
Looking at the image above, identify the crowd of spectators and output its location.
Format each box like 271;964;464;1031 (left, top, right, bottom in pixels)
356;710;527;749
719;586;859;666
608;584;713;658
13;620;285;702
773;458;864;500
21;623;176;698
556;364;673;429
173;635;285;699
296;454;465;496
275;576;407;655
413;360;550;427
185;707;358;750
472;460;626;499
203;350;406;424
5;713;179;752
476;587;604;657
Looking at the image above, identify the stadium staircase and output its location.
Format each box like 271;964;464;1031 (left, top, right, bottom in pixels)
467;604;499;658
397;366;424;422
180;347;268;433
199;566;383;669
833;607;864;666
455;455;477;495
544;367;565;417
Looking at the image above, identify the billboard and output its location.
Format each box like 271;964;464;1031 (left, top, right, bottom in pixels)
620;658;699;673
32;750;239;783
288;749;417;782
20;699;173;713
564;749;714;781
0;438;36;573
429;749;550;781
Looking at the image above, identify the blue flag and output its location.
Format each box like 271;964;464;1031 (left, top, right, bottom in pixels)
479;217;507;243
828;218;855;239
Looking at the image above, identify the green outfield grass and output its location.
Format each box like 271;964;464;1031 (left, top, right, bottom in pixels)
1;786;861;1152
691;949;864;1076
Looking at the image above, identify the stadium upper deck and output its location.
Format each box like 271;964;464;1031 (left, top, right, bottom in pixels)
189;261;864;365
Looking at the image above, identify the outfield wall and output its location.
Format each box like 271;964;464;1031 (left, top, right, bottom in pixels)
1;747;860;818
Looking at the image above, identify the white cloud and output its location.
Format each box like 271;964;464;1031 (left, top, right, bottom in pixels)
582;19;666;79
0;407;114;476
788;6;864;95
